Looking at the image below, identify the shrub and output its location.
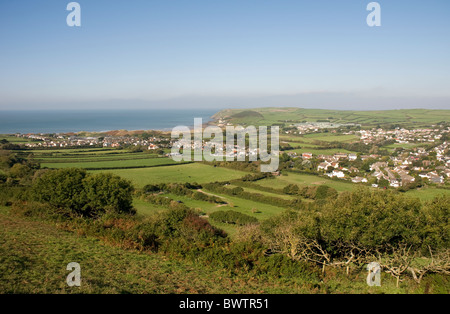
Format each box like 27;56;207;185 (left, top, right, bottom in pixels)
82;173;135;216
31;168;135;217
209;210;259;226
31;168;87;212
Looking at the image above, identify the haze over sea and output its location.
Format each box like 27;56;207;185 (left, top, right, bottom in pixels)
0;109;218;134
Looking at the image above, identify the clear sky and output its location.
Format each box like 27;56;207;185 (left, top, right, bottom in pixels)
1;0;449;110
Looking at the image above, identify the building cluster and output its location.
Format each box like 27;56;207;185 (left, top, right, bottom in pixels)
293;122;360;134
358;127;445;145
168;139;260;159
16;133;166;150
300;126;450;188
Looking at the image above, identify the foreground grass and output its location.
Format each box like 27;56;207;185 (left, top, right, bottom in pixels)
1;206;448;294
0;207;312;294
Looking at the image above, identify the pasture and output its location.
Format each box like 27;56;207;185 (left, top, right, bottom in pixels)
90;163;248;188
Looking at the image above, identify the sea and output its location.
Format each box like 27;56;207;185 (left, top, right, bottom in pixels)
0;109;219;134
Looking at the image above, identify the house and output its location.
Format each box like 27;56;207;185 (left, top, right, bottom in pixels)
352;176;368;183
348;154;357;161
389;180;400;188
334;153;348;160
328;170;345;178
330;162;340;169
399;173;415;186
317;162;331;171
429;175;444;184
302;152;313;159
370;162;388;171
372;171;385;179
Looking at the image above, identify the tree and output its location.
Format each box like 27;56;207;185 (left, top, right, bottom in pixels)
378;178;389;188
32;168;87;212
9;163;32;179
82;173;135;216
32;168;135;217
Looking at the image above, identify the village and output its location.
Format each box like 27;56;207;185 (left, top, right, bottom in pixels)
296;126;450;188
17;133;169;151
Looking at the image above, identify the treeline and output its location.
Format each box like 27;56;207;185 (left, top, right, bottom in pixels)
141;182;226;205
0;146;40;185
209;210;259;226
202;160;261;172
282;184;338;200
231;180;285;196
203;182;303;209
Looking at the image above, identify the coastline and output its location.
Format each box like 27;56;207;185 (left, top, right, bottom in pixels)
0;109;219;135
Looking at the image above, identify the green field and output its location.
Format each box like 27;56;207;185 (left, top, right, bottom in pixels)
405;187;450;201
299;133;359;143
382;142;427;152
90;163;248;188
289;147;357;156
41;157;179;169
255;172;356;192
0;135;36;144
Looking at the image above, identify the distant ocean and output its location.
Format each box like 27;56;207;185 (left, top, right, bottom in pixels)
0;109;218;134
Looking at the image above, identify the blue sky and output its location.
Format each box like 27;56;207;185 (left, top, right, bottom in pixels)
0;0;449;110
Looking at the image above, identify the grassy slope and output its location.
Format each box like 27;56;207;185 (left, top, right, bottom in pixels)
2;207;447;294
0;207;311;294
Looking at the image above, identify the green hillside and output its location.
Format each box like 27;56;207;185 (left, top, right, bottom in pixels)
212;107;450;127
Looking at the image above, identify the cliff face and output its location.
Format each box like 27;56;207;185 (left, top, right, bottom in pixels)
210;109;236;120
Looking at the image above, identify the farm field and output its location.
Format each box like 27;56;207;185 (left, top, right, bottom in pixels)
0;135;36;144
90;163;248;188
381;142;426;152
405;187;450;201
16;147;179;170
255;172;356;193
40;157;179;169
281;133;359;144
289;147;357;156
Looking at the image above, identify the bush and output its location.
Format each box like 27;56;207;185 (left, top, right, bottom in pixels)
209;210;259;226
0;185;29;206
31;168;135;217
31;168;87;212
261;187;450;279
82;173;135;216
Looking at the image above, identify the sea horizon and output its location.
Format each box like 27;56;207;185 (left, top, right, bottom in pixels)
0;109;219;134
